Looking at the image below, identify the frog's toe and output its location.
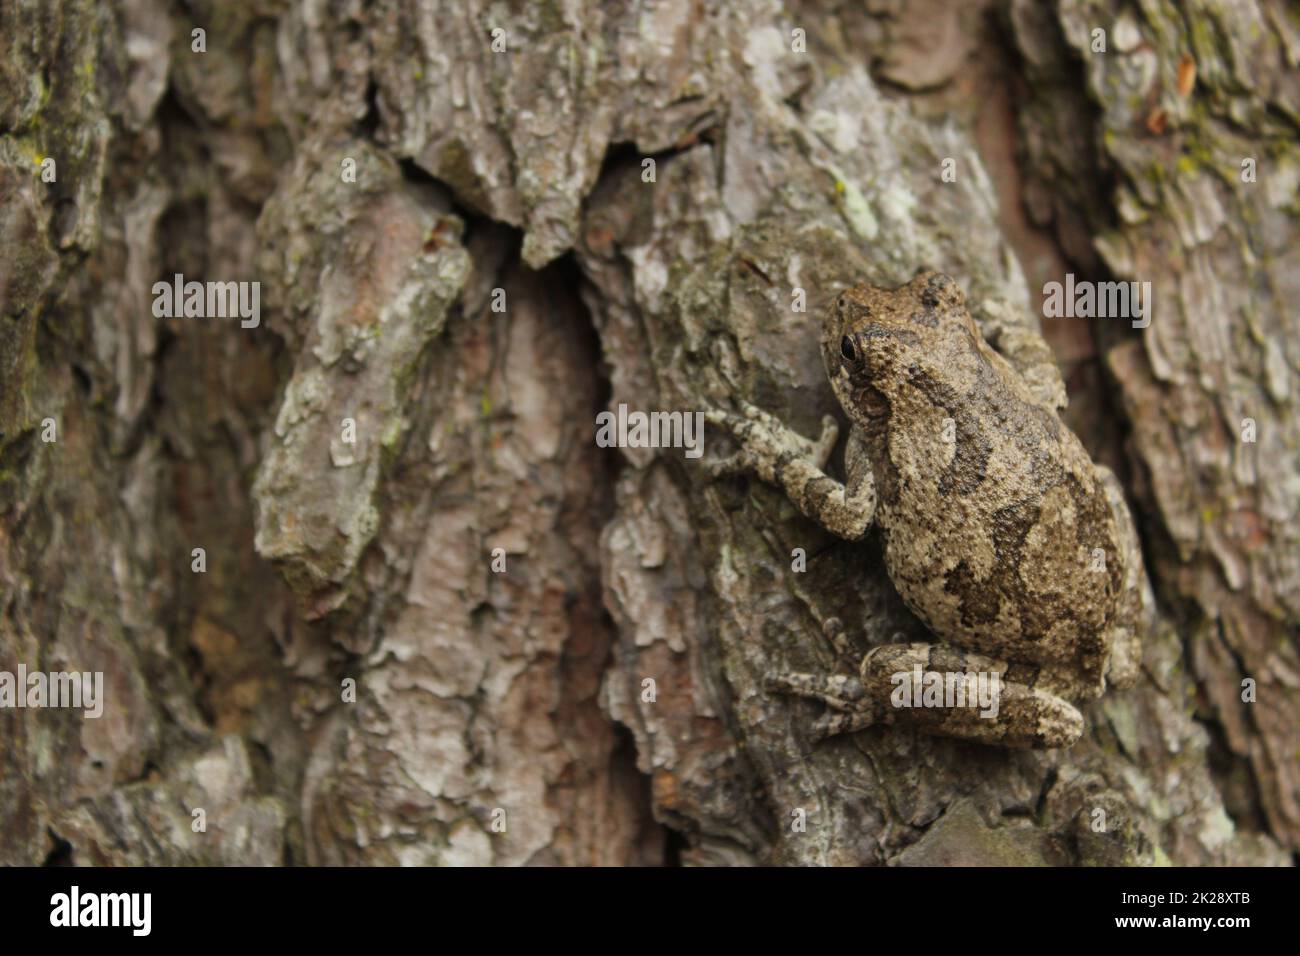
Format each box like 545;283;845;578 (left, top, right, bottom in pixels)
819;616;858;661
706;450;751;478
765;671;868;709
810;710;879;740
704;408;739;432
810;415;840;468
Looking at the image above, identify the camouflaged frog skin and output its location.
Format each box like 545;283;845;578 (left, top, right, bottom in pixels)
708;271;1150;749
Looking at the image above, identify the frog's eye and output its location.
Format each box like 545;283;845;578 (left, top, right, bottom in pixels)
840;336;856;361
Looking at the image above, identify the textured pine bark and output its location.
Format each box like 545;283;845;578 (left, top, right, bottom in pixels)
0;0;1294;866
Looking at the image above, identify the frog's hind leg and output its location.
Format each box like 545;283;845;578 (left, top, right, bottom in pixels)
764;671;892;741
860;643;1084;749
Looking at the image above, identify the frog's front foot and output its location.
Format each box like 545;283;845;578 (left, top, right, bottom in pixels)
704;401;875;540
705;403;838;474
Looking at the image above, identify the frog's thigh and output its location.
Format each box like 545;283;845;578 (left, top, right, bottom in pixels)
860;642;1084;749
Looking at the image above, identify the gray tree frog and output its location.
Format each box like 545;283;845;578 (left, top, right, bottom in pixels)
708;271;1150;748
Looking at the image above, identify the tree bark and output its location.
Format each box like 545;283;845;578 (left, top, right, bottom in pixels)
1;0;1294;865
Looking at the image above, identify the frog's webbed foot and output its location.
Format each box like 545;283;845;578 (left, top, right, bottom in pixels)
706;401;838;466
705;401;876;540
764;671;890;741
808;710;883;739
765;671;869;710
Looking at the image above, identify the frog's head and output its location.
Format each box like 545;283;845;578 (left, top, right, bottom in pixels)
822;271;979;423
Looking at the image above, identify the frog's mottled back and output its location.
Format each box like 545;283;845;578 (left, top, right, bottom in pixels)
824;272;1125;695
